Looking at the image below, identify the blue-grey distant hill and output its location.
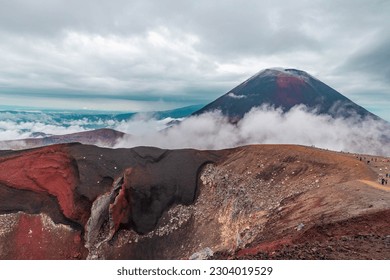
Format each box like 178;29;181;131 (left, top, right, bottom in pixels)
0;104;205;149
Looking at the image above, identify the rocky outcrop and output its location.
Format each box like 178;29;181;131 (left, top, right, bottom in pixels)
0;143;217;259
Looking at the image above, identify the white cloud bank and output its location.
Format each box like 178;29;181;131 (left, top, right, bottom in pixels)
115;105;390;156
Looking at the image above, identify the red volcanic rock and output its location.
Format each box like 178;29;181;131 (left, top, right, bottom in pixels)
109;177;130;233
0;146;80;221
84;174;131;254
237;238;293;257
275;75;306;107
0;212;87;259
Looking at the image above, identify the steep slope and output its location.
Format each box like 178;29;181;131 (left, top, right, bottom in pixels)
193;68;380;121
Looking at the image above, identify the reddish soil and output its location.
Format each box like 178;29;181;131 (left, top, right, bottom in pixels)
3;213;87;260
208;147;390;260
233;210;390;260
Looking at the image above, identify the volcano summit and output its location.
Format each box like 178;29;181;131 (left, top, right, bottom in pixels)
194;68;380;121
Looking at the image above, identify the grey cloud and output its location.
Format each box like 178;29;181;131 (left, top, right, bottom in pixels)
0;0;389;119
339;37;390;84
0;0;152;36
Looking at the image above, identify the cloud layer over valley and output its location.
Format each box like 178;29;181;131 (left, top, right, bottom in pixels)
115;105;390;156
1;105;389;156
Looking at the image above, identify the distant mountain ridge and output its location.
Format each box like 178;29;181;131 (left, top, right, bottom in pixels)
0;128;126;150
152;104;204;119
193;68;381;121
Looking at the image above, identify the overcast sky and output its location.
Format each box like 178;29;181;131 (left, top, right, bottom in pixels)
0;0;389;120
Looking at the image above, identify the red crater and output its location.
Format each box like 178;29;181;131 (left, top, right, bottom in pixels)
0;146;78;220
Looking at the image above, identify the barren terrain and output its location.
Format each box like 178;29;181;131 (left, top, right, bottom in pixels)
0;144;389;259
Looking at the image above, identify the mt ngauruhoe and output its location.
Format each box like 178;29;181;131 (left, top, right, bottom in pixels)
194;68;380;121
